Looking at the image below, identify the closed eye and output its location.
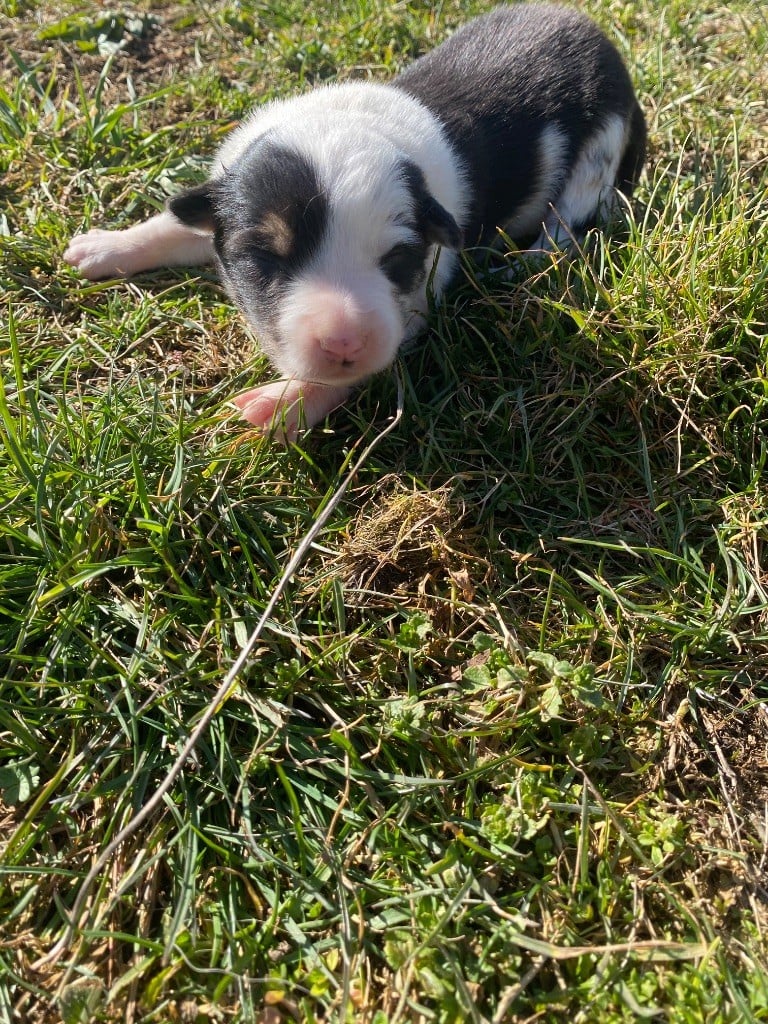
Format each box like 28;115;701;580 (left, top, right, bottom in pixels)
247;246;282;270
226;230;286;276
379;242;427;292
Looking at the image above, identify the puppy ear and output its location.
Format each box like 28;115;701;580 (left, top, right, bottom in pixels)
401;160;463;251
422;197;463;251
168;183;217;232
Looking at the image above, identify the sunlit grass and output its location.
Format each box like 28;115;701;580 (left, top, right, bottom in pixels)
1;1;767;1021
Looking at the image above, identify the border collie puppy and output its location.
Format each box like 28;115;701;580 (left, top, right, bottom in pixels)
65;3;645;438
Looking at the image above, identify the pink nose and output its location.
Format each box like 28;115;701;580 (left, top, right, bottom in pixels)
318;332;365;362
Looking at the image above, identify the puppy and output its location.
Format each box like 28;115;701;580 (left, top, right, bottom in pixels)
64;3;646;438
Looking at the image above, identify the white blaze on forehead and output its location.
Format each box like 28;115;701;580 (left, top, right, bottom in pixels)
313;145;420;279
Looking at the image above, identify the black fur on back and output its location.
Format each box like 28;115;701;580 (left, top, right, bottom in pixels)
394;3;646;246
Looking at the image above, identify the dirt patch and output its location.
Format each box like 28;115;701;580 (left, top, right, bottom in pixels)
1;5;205;101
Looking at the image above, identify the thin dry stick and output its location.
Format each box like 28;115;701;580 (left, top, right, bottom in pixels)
39;380;404;980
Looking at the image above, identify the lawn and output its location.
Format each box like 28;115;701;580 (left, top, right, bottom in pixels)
1;0;767;1021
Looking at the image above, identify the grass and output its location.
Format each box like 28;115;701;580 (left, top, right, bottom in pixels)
1;0;767;1021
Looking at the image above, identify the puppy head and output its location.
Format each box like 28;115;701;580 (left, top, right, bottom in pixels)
169;136;462;385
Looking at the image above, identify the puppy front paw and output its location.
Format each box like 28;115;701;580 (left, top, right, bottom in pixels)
233;380;351;442
64;229;135;280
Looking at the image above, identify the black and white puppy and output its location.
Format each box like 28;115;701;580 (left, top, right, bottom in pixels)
65;3;646;437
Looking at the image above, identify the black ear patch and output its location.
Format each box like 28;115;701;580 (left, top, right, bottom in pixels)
168;183;218;232
400;160;463;251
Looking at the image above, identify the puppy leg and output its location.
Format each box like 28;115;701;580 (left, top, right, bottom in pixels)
233;380;352;442
64;210;214;280
531;113;630;252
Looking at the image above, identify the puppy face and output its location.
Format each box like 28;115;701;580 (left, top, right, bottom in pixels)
169;137;461;385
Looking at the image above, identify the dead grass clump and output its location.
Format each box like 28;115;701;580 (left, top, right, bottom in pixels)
333;478;488;611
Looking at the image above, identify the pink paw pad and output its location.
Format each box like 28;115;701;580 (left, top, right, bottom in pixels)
232;380;352;442
233;383;305;441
